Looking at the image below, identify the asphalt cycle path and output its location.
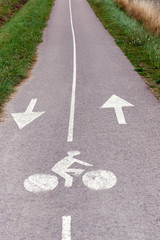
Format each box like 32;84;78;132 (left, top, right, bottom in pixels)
0;0;160;239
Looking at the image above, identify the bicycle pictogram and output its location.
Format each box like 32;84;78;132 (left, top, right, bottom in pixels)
24;151;117;193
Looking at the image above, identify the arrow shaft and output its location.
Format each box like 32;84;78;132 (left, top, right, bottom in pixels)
25;99;37;113
114;107;126;124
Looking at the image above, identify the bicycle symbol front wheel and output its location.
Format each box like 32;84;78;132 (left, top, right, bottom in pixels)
82;170;117;190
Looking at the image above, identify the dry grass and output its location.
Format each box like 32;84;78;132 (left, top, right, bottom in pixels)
114;0;160;34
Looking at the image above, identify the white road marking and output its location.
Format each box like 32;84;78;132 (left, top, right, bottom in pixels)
62;216;71;240
82;170;117;190
24;174;58;193
24;151;117;193
67;0;77;142
101;94;134;124
11;99;45;129
52;151;92;187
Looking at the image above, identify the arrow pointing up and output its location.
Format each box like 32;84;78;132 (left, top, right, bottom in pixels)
11;99;45;129
101;95;134;124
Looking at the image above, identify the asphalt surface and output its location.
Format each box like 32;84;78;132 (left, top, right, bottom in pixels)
0;0;160;239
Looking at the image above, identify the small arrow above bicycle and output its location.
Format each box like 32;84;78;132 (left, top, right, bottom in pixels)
101;95;134;124
11;99;45;129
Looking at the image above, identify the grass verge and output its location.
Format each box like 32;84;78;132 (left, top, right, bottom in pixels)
0;0;28;26
0;0;54;112
88;0;160;99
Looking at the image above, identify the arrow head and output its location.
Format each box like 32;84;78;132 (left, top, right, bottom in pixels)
11;111;45;129
101;95;134;108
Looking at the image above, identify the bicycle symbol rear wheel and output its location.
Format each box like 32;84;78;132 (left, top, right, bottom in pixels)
24;174;58;193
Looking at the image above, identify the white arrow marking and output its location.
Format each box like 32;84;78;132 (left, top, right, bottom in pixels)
11;99;45;129
101;95;134;124
62;216;71;240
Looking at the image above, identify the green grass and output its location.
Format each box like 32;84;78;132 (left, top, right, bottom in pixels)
88;0;160;99
0;0;27;24
0;0;54;111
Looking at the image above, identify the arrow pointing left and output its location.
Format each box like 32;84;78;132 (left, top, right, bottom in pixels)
11;99;45;129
